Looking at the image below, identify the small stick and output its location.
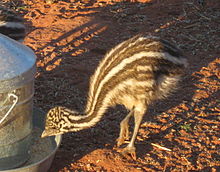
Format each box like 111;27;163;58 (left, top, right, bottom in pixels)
151;143;172;151
197;13;212;21
184;23;199;29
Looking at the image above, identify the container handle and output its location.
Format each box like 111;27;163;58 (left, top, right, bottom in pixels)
0;93;18;125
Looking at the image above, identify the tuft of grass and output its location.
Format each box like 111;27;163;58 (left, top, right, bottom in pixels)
180;123;192;132
16;5;29;11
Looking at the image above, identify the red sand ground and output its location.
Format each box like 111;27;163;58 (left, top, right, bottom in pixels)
1;0;219;171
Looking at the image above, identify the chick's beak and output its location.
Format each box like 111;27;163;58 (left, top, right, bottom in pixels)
41;130;54;138
41;128;63;138
41;130;48;138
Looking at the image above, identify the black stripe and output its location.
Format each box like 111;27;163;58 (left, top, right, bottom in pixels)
160;39;184;57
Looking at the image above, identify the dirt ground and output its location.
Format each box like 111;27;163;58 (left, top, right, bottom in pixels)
1;0;220;171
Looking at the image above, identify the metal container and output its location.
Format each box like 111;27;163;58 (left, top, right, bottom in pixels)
0;34;36;170
0;108;62;172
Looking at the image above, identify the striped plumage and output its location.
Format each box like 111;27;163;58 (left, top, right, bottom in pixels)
0;7;25;42
42;35;188;158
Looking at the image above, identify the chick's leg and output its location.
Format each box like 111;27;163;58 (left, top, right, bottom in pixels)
117;110;134;147
119;107;146;159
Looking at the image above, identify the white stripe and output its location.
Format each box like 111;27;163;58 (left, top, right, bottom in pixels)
88;51;172;114
88;39;159;108
63;109;84;121
69;114;85;120
0;21;25;29
136;65;154;72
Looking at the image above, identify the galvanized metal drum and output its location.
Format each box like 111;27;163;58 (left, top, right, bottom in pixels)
0;34;36;170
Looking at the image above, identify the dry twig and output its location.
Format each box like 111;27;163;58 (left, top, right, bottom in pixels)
151;143;172;151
